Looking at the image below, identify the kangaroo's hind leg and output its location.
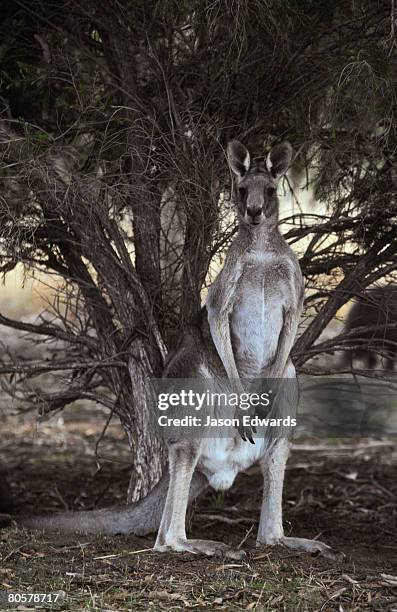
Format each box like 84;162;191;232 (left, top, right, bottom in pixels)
257;436;344;561
256;361;344;561
154;441;244;559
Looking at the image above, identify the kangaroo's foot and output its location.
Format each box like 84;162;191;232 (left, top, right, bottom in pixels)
281;536;345;561
257;536;344;561
155;538;245;560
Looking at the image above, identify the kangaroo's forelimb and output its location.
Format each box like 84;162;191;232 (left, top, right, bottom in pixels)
207;256;244;389
266;294;302;380
18;469;208;535
208;304;256;443
207;252;257;442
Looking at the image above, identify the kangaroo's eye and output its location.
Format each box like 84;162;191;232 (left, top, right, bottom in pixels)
238;187;246;199
267;186;276;197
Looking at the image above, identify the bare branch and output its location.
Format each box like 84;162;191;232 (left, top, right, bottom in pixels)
0;313;97;349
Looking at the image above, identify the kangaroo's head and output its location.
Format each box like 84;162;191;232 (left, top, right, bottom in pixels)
227;139;292;228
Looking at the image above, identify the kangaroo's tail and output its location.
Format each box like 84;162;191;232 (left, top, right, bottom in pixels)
17;470;208;535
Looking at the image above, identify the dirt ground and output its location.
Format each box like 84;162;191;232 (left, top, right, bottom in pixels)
0;406;396;611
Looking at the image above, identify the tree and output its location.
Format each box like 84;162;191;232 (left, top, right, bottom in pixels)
0;0;396;500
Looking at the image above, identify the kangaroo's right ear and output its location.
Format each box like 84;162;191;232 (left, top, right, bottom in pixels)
266;142;292;180
227;140;251;178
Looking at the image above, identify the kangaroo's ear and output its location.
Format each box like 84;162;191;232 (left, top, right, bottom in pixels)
266;142;292;180
227;140;251;178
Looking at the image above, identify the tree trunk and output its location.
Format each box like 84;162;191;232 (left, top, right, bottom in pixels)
125;339;165;502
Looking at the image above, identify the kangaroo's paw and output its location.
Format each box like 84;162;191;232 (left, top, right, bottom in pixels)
280;536;345;561
235;408;256;443
155;538;245;560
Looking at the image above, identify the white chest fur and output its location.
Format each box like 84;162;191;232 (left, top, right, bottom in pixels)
230;252;286;378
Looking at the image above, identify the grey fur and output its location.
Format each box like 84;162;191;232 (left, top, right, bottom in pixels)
153;140;341;560
19;469;208;535
19;140;342;561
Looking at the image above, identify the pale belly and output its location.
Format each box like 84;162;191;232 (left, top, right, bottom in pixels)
198;436;267;491
230;286;283;379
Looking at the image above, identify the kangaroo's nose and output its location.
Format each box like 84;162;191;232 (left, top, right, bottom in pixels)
247;208;262;219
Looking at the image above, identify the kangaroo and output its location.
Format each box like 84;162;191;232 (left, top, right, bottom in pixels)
19;140;341;560
341;285;397;371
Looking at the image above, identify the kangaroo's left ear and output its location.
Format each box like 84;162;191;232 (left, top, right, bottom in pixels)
266;142;293;180
227;140;251;179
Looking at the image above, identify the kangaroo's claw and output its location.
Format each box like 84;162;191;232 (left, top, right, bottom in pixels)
235;406;256;443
